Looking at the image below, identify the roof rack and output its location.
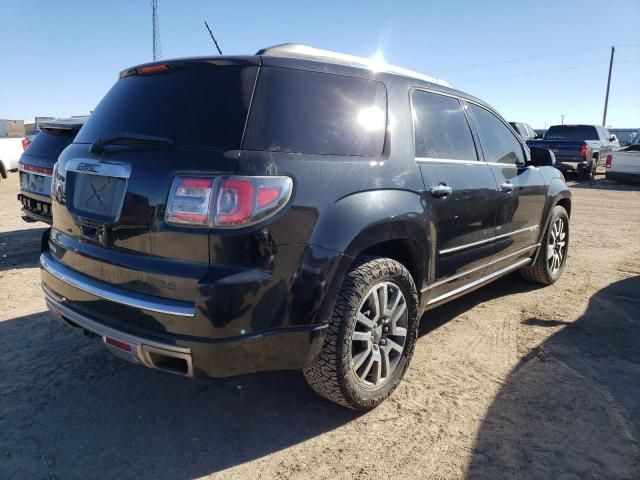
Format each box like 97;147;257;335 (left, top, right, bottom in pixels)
256;43;451;88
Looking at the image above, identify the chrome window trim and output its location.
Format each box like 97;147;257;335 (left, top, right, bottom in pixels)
423;243;540;292
439;225;539;255
426;257;532;305
40;251;196;317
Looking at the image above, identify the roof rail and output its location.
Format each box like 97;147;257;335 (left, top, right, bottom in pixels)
256;43;451;87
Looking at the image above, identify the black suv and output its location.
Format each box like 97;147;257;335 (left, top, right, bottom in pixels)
18;117;87;223
40;44;571;410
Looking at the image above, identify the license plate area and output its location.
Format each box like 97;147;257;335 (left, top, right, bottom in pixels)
65;160;131;224
20;171;50;196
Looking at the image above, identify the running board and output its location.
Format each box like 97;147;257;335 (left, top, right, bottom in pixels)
427;257;531;307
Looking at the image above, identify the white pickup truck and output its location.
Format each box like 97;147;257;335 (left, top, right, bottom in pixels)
606;132;640;185
0;137;24;182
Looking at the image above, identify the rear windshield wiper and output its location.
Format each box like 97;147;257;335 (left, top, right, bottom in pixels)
90;133;174;154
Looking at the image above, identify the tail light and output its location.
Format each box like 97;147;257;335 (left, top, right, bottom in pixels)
21;138;29;151
166;176;293;228
580;144;589;159
606;155;613;168
51;162;59;199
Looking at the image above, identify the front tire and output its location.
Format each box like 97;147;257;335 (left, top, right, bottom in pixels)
303;256;419;410
520;205;569;285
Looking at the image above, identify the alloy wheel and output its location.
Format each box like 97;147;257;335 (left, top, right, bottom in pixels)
547;217;567;273
350;282;408;387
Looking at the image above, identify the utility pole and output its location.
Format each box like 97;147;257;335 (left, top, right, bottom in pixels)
561;114;565;125
151;0;161;60
602;46;615;126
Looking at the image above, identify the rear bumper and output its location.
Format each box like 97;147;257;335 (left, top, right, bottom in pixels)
554;160;590;172
18;193;52;224
606;170;640;185
40;251;330;377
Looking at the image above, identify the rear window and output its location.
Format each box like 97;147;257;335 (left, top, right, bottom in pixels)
243;67;387;156
75;64;258;149
24;129;75;160
544;125;599;140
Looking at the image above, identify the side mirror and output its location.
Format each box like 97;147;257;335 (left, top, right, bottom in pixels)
609;135;617;142
535;133;544;139
529;146;556;167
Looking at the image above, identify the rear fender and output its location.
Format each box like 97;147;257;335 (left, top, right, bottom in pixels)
309;189;429;326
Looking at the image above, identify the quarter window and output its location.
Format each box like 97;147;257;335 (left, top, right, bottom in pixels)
411;91;477;161
469;104;525;165
243;67;387;157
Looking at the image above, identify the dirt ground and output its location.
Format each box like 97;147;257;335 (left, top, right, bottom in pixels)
1;170;639;480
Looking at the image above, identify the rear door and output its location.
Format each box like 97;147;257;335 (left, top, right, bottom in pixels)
411;90;498;303
466;102;547;269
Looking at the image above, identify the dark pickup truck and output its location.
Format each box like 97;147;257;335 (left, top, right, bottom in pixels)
527;124;616;180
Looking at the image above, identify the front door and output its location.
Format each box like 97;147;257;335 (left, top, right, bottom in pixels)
466;102;547;270
411;90;499;304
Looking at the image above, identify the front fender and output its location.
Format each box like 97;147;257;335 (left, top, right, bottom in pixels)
532;167;572;263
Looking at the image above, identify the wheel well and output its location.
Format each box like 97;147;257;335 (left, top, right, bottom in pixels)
0;159;6;178
556;197;571;217
360;239;424;292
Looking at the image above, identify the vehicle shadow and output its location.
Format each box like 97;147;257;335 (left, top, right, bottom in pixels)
0;226;47;273
0;310;359;479
466;276;640;479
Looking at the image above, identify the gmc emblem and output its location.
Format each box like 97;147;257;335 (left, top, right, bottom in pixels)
77;162;100;173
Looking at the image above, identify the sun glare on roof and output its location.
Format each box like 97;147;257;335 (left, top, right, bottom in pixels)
368;50;387;72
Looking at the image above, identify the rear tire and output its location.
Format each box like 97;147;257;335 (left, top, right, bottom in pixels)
520;205;569;285
580;157;597;181
303;256;419;410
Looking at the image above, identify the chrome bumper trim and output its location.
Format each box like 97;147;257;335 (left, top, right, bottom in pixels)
43;284;194;376
40;251;195;317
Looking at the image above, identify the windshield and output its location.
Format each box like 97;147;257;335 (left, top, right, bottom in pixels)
75;64;258;149
544;125;599;141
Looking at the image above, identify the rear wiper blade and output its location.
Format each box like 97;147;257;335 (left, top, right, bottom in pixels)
90;133;174;154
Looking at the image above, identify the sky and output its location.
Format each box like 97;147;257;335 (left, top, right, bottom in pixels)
1;0;639;129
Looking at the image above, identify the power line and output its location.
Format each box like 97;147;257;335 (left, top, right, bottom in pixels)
437;43;640;72
456;62;609;84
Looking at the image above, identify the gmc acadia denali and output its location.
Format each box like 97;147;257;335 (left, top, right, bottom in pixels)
40;44;571;409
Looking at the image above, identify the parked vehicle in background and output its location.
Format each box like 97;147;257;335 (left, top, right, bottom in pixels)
609;128;638;148
40;44;571;410
509;122;537;140
0;138;23;182
527;124;616;180
18;117;87;223
534;128;547;138
606;132;640;184
22;130;40;151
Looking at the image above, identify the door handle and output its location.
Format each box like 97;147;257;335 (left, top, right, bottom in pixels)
499;182;514;193
430;184;453;198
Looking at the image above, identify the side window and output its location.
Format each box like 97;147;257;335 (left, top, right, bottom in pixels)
411;90;477;161
469;104;525;165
